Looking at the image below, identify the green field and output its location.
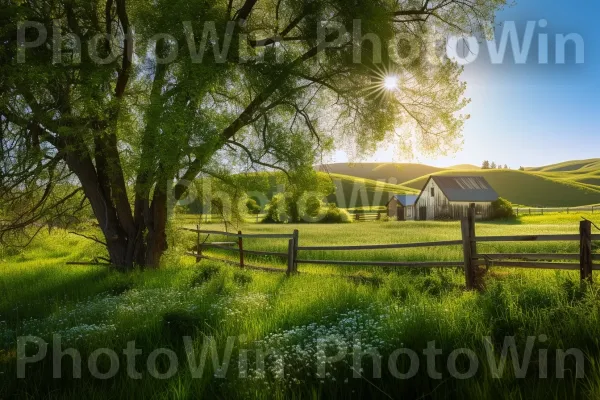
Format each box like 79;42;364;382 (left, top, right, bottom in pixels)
317;163;445;183
315;159;600;208
402;169;600;207
2;214;600;399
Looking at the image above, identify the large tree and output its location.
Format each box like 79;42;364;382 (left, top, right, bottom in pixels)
0;0;504;268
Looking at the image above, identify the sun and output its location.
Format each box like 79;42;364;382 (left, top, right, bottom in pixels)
383;75;399;91
360;66;402;100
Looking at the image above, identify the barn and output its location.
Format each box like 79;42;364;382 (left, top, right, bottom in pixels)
414;176;499;221
387;195;418;221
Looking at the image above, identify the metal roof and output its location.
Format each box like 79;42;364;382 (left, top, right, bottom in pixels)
428;176;499;202
390;195;418;206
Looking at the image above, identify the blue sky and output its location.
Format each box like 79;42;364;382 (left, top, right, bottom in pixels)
333;0;600;169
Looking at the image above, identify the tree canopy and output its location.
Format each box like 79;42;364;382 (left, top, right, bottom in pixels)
0;0;505;268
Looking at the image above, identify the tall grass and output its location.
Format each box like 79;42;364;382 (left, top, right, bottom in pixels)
1;216;600;399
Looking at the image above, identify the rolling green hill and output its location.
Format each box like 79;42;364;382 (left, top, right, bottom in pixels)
324;173;417;208
316;163;443;183
192;159;600;211
526;158;600;173
208;172;418;210
401;169;600;207
448;164;481;170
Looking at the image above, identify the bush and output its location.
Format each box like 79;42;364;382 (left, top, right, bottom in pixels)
246;198;261;215
304;195;323;219
263;196;350;224
262;194;289;223
319;204;352;223
491;197;516;219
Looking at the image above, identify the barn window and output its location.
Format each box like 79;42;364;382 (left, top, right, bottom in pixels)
431;187;435;197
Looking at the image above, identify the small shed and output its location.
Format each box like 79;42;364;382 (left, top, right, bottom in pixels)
387;195;419;221
415;176;499;221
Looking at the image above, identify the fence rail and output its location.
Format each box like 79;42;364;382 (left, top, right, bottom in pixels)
514;206;597;215
298;240;463;251
352;212;382;221
183;226;299;274
183;209;598;290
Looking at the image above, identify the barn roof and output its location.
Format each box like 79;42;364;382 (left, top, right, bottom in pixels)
423;176;499;202
390;195;418;207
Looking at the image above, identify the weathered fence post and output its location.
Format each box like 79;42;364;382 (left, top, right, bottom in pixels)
292;229;299;273
238;230;244;269
195;225;202;263
468;205;477;257
461;217;475;290
580;220;593;283
287;239;295;275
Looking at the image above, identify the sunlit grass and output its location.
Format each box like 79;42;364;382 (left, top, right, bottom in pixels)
1;215;600;399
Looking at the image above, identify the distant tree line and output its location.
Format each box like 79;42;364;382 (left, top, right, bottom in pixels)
481;161;510;170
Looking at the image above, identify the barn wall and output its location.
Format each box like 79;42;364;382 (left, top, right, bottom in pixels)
448;202;494;220
405;205;414;220
416;179;494;220
416;179;448;220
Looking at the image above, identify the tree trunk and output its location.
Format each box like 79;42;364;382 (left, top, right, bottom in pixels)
65;148;169;270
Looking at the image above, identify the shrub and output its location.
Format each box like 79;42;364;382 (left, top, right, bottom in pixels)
320;204;352;223
304;195;323;219
262;194;289;223
491;197;516;219
246;198;261;215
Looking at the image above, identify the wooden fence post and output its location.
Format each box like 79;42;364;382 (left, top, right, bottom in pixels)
195;225;202;263
461;217;475;290
580;220;593;283
468;205;477;257
238;230;244;269
292;229;299;273
287;239;295;275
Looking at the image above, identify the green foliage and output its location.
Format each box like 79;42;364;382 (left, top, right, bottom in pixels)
245;198;261;215
191;265;221;287
319;204;353;223
263;194;289;223
491;197;516;219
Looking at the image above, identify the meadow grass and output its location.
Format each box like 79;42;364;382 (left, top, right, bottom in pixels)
1;215;600;399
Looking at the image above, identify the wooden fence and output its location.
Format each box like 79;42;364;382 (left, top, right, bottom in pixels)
514;206;597;216
183;208;599;290
352;212;382;221
182;226;299;274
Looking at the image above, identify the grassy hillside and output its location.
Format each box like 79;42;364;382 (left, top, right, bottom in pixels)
448;164;481;170
402;169;600;207
219;171;417;209
316;163;443;183
325;173;418;208
527;158;600;172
